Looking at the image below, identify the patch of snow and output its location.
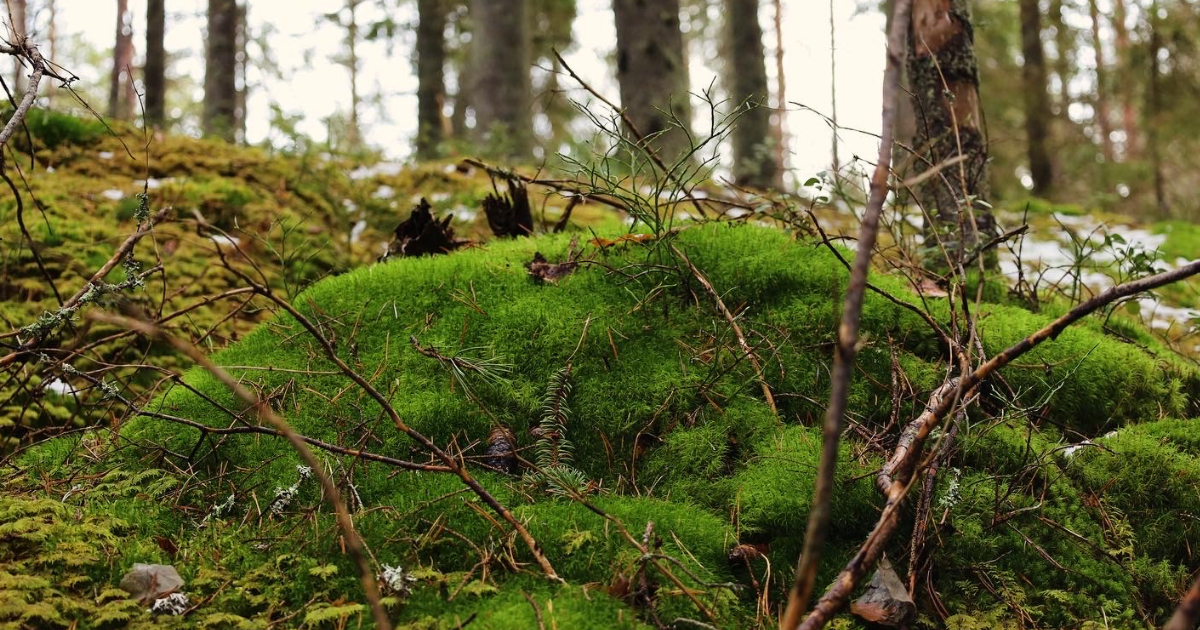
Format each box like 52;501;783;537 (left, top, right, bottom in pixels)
430;192;451;203
452;206;476;222
98;151;114;160
134;177;175;190
1137;297;1196;331
44;378;80;396
209;234;241;248
350;220;368;244
46;165;55;173
101;189;125;201
373;185;395;199
444;163;459;174
342;199;358;213
1062;440;1094;459
726;208;751;219
349;162;404;180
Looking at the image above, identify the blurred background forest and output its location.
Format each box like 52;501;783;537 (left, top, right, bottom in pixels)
21;0;1200;219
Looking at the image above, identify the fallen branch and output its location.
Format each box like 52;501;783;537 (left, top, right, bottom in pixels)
671;244;777;416
780;0;913;625
798;256;1200;630
88;312;392;630
218;262;561;581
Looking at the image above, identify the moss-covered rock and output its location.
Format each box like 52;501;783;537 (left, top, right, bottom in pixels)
10;213;1200;628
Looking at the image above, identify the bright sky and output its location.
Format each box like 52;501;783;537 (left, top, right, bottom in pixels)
46;0;886;183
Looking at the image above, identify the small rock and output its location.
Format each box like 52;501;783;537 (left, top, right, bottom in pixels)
119;563;184;605
850;554;915;627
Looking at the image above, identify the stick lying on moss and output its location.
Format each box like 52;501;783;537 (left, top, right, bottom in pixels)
87;311;393;630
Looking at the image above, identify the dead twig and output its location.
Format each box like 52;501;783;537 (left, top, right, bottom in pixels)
670;244;776;416
87;312;392;630
779;0;912;626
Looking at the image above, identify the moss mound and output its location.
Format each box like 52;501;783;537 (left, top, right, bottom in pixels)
10;220;1200;628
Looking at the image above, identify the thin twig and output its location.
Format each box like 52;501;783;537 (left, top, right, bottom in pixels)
87;312;392;630
779;0;913;626
670;244;776;415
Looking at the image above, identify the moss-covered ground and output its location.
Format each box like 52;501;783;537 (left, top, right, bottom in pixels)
5;212;1200;628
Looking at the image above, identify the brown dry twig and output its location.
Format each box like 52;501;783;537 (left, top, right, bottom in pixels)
87;312;392;630
780;0;913;626
671;244;777;416
217;262;561;581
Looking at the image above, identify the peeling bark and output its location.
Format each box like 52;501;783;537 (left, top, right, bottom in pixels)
908;0;994;263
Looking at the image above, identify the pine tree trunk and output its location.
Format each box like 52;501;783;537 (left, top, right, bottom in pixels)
613;0;691;166
46;0;55;107
235;2;247;143
1047;0;1073;118
1087;0;1114;161
909;0;994;264
416;0;447;159
469;0;532;158
345;0;361;149
884;0;917;190
109;0;133;120
770;0;786;186
10;0;25;94
1111;0;1139;157
1146;0;1168;216
145;0;166;127
204;0;239;141
1019;0;1053;196
724;0;776;188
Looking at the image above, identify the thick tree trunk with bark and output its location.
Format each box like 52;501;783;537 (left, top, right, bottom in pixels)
908;0;994;263
204;0;239;142
613;0;691;166
1019;0;1053;195
1087;0;1114;161
724;0;776;188
145;0;166;127
469;0;532;158
417;0;447;158
109;0;135;120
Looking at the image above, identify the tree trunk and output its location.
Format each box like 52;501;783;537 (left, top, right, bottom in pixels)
771;0;786;186
909;0;994;264
10;0;25;94
235;2;247;143
346;0;361;149
1146;0;1168;216
884;0;917;191
724;0;776;188
204;0;238;141
1019;0;1053;196
1087;0;1114;161
1047;0;1073;118
1111;0;1139;157
613;0;692;166
417;0;447;158
828;0;838;173
469;0;532;158
46;0;55;107
145;0;167;127
108;0;134;120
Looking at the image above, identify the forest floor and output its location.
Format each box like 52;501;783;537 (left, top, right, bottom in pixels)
2;114;1199;630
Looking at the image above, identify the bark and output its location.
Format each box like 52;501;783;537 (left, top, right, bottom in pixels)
145;0;167;127
1111;0;1139;157
109;0;134;120
1047;0;1073;117
46;0;55;107
1087;0;1114;161
469;0;532;158
345;0;361;148
235;2;247;142
613;0;692;166
10;0;25;93
771;0;786;186
1018;0;1053;195
204;0;239;142
1146;0;1168;216
908;0;994;264
416;0;447;158
828;0;838;172
724;0;776;188
884;0;917;190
